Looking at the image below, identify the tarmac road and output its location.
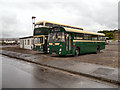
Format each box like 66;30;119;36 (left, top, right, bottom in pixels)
2;55;118;88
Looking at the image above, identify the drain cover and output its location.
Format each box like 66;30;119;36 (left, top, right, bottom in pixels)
93;68;114;75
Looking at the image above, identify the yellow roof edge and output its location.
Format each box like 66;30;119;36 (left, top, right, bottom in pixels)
65;28;105;36
35;21;83;30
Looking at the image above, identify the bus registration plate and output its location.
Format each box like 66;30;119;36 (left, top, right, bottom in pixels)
52;53;56;55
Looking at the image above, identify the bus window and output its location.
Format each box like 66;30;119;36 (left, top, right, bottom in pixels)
84;34;92;40
34;37;43;44
98;36;105;41
48;32;65;42
74;33;84;40
35;24;44;28
39;37;43;43
102;37;105;41
92;35;98;40
98;36;102;41
34;38;37;44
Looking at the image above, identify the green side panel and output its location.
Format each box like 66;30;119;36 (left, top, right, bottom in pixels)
48;42;67;55
33;44;47;53
47;42;105;55
73;42;105;54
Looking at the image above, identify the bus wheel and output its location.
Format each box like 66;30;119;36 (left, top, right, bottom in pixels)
74;48;80;56
96;46;100;54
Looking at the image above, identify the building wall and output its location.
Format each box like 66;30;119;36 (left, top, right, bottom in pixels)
20;38;33;50
113;31;120;39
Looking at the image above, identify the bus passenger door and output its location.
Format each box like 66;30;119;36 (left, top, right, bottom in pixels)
44;36;47;52
66;33;72;52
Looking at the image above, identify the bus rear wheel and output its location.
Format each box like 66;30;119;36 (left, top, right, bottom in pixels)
96;46;100;54
74;48;80;56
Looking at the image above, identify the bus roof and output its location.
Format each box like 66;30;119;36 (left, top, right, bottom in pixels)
35;21;83;30
64;28;105;36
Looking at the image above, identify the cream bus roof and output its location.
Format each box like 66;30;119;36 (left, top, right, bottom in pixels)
35;21;83;30
64;28;105;36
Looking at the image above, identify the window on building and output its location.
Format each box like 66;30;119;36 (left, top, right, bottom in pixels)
28;40;29;45
25;40;26;45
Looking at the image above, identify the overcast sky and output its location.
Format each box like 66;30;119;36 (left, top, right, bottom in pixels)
0;0;119;38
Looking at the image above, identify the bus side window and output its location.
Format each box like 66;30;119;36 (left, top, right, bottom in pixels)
84;34;92;40
74;33;84;40
102;36;105;41
92;35;98;40
98;36;102;41
98;36;105;41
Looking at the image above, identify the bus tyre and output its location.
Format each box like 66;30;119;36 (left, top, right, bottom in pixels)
96;46;100;54
74;48;80;56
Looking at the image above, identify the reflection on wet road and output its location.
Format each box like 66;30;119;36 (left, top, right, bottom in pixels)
2;55;117;88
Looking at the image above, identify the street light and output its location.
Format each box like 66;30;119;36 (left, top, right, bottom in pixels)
32;16;36;30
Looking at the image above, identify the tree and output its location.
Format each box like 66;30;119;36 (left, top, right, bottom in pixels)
105;32;113;39
97;30;118;39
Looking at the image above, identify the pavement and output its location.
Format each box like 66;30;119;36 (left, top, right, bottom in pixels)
0;49;119;85
2;55;117;88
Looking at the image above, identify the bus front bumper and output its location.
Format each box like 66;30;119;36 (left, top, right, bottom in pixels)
47;48;62;55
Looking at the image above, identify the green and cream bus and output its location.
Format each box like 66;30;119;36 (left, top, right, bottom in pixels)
33;21;52;53
33;27;50;53
33;21;84;53
47;26;105;56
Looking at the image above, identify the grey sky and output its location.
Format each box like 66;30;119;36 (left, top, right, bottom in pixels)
0;0;119;38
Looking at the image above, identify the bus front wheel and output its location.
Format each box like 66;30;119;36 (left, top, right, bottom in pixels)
74;48;80;56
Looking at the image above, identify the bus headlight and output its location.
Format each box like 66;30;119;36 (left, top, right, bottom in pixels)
48;48;50;50
59;48;62;51
59;52;61;54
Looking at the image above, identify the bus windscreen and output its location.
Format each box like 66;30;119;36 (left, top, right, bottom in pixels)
48;32;65;42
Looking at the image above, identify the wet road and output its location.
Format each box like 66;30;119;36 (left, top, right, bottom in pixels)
2;55;118;88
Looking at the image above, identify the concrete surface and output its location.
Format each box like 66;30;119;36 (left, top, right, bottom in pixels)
0;49;119;84
2;55;118;88
1;43;118;68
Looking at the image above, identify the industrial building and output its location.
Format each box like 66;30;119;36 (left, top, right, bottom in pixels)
113;30;120;39
0;38;20;45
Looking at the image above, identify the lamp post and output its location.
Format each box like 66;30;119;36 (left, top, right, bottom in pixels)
32;16;36;31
